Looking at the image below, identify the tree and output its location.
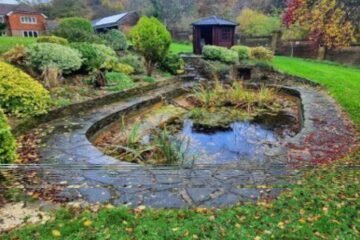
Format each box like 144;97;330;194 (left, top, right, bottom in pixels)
130;17;171;76
237;8;281;36
283;0;354;49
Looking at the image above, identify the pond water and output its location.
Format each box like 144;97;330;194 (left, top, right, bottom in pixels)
177;112;299;165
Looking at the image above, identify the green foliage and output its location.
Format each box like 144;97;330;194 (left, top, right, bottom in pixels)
0;109;16;164
26;43;82;74
250;47;274;61
130;16;172;76
112;63;134;75
70;42;104;71
160;52;184;75
202;45;238;64
231;45;251;61
101;29;128;51
105;72;134;91
54;17;96;42
0;61;50;117
119;55;144;74
237;8;281;36
36;36;69;45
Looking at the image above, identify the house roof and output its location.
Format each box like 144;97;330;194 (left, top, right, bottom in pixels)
192;16;237;26
92;12;133;30
0;3;40;15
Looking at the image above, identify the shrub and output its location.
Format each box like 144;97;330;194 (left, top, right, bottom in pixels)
202;45;238;64
0;109;16;164
105;72;134;91
0;62;50;116
112;63;134;75
37;36;69;45
160;52;184;75
54;17;95;42
70;42;104;71
250;47;274;61
130;16;171;76
101;29;128;51
26;43;82;74
231;45;251;61
119;55;144;74
143;76;156;83
2;45;27;65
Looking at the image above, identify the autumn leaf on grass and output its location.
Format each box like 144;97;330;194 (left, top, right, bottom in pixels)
83;220;92;227
52;229;61;237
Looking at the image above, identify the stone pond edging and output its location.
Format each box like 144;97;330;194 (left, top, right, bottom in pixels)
12;78;181;136
11;78;356;208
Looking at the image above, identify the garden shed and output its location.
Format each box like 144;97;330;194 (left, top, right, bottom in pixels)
192;16;237;54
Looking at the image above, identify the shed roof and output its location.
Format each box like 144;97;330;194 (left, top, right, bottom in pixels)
92;12;132;29
192;16;237;26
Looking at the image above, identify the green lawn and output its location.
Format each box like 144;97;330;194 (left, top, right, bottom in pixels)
273;56;360;129
170;42;192;54
0;37;36;54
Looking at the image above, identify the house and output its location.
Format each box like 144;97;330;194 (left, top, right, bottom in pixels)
192;16;237;54
92;11;139;34
0;3;47;37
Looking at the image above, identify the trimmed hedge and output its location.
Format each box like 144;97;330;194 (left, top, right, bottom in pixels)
0;61;50;117
26;43;82;74
231;45;251;61
202;45;238;64
0;109;16;164
250;47;274;61
37;36;69;45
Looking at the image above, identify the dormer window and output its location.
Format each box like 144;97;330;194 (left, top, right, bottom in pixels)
20;16;37;24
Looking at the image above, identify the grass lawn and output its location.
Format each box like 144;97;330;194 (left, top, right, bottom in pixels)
273;56;360;129
170;42;192;54
1;55;359;239
0;37;36;54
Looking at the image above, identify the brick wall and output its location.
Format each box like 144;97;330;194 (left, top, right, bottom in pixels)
7;12;46;36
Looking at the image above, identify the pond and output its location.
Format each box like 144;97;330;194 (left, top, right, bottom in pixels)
92;83;302;166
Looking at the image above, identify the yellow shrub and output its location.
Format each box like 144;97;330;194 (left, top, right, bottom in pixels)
112;63;135;75
250;47;274;61
0;62;51;117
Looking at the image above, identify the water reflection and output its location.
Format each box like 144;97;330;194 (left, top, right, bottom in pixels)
179;119;282;164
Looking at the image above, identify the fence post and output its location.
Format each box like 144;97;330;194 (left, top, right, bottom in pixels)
271;31;282;53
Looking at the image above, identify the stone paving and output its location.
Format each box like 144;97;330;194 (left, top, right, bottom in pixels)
10;81;358;208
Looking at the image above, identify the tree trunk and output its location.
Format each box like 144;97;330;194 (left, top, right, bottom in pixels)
145;60;155;76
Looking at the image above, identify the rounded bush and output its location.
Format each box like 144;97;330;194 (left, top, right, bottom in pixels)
250;47;274;61
0;61;50;117
27;43;82;74
54;17;95;42
37;36;69;45
119;55;144;74
101;29;128;51
0;109;16;164
231;45;251;61
202;45;238;64
70;42;104;71
160;52;184;75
